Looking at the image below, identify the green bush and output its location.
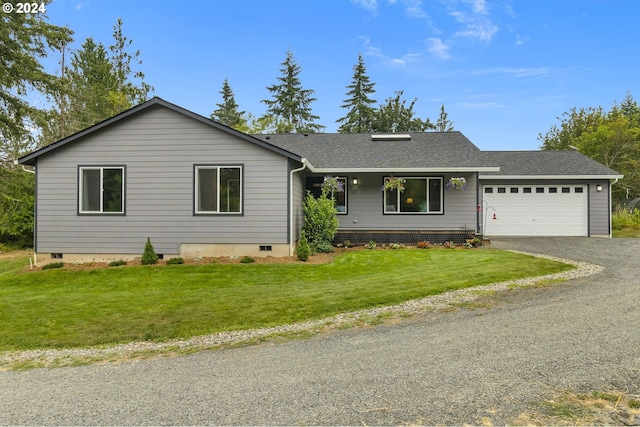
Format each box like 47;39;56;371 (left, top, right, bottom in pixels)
365;240;376;250
240;256;255;264
42;262;64;270
296;233;310;261
313;241;335;253
108;260;127;267
141;237;159;265
612;207;640;229
166;257;184;265
302;191;338;248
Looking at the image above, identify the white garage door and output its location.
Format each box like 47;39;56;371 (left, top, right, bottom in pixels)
482;185;588;236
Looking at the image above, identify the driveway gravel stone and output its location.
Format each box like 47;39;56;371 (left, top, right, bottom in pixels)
0;237;639;425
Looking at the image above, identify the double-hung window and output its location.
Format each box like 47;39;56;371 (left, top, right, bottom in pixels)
384;177;443;214
79;166;125;214
195;165;243;214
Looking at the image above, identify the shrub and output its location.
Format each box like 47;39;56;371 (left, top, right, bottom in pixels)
389;243;405;249
141;237;159;265
109;260;127;267
417;241;432;249
313;241;335;253
42;262;64;270
443;241;456;248
612;207;640;230
240;256;255;264
365;240;376;250
302;191;338;249
296;233;310;261
166;257;184;265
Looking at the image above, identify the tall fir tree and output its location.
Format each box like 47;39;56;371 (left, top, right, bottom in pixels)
40;18;153;145
1;2;72;247
435;103;454;132
211;79;248;130
108;18;153;107
261;49;324;133
337;54;377;133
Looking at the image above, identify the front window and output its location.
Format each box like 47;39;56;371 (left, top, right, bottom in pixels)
79;166;125;214
384;177;443;214
195;165;242;214
305;176;348;214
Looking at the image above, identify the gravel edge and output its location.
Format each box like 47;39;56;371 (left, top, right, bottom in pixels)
0;251;604;369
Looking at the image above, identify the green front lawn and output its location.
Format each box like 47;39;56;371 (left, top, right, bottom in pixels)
0;249;572;351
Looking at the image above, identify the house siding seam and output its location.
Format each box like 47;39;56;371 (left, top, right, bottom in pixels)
34;106;291;256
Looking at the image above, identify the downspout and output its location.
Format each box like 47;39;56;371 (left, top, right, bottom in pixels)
289;158;308;256
609;178;619;238
14;160;37;266
13;160;36;174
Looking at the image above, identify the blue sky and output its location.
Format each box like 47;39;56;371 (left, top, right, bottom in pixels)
40;0;640;150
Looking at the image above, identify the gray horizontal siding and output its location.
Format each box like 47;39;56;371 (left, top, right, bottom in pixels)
330;172;478;232
35;106;291;255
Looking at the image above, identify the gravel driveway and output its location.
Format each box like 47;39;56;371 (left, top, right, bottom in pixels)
1;237;639;425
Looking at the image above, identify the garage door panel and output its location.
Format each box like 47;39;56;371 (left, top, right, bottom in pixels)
483;185;587;236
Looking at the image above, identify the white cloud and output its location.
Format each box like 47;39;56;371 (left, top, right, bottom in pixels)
366;45;423;67
352;0;379;12
472;67;550;78
427;38;451;60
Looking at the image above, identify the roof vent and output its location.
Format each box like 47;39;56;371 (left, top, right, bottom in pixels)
371;134;411;141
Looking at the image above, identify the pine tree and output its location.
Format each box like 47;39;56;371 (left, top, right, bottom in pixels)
436;103;454;132
261;49;324;133
210;79;248;130
337;54;377;133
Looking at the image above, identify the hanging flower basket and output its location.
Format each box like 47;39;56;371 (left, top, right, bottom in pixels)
446;177;466;191
321;175;344;194
381;177;406;193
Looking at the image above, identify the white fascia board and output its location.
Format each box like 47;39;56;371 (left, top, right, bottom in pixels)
308;166;501;173
479;174;624;180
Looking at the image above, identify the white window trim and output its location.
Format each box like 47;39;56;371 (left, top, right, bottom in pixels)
195;165;243;214
383;177;443;214
78;166;125;214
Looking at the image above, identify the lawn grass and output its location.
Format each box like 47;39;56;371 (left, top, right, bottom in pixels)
613;228;640;238
0;249;572;351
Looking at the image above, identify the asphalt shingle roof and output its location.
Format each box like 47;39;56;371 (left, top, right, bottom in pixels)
480;150;623;177
253;132;494;170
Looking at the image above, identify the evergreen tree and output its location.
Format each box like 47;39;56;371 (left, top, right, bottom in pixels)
109;18;153;107
66;38;120;131
337;54;377;133
1;3;73;151
1;2;72;247
40;18;153;144
436;103;454;132
210;79;248;130
261;49;324;133
372;91;435;133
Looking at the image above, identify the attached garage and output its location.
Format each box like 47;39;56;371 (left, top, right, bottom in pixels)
482;184;588;236
479;151;623;238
